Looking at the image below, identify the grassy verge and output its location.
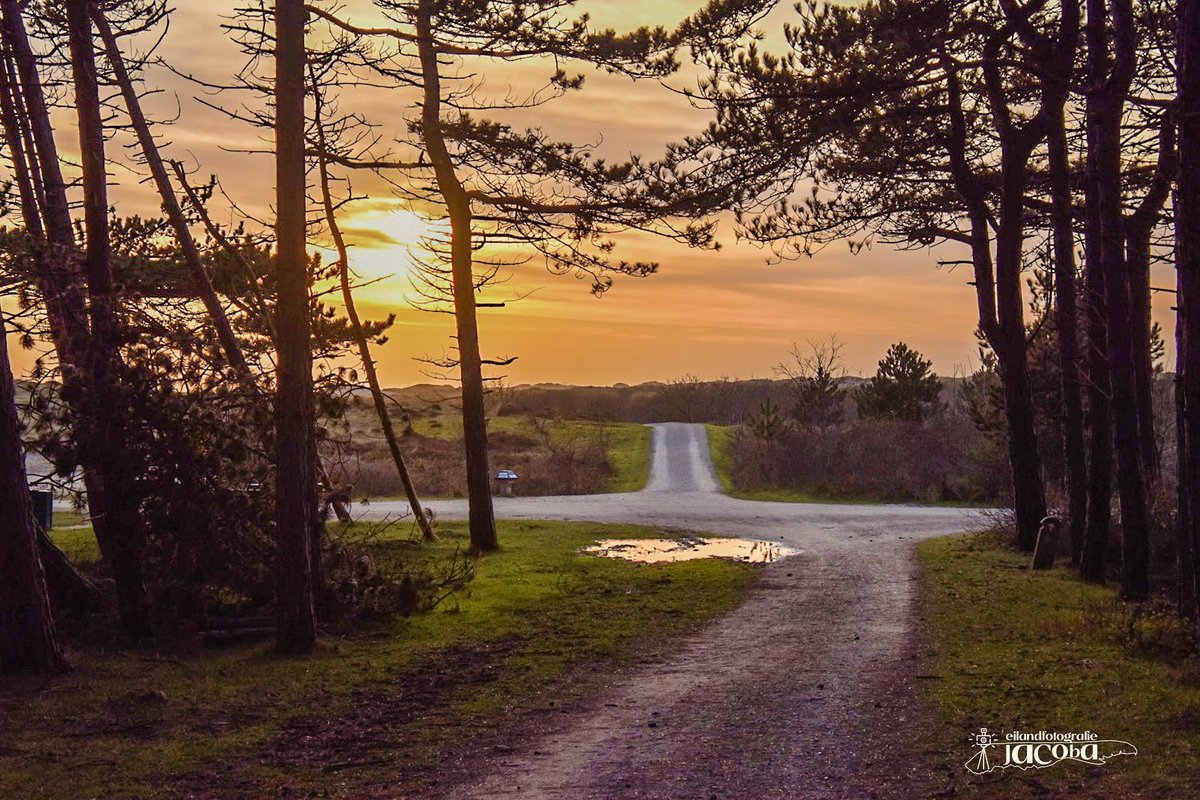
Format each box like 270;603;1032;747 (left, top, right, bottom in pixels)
601;422;651;492
705;423;737;494
7;520;753;798
918;532;1200;798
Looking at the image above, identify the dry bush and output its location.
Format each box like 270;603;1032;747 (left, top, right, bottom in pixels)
330;434;464;498
328;419;612;499
728;417;1007;503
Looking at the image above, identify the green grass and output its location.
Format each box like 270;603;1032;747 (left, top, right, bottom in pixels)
50;508;87;529
46;509;99;563
6;520;754;798
918;532;1200;798
705;423;737;494
49;524;100;563
601;421;651;493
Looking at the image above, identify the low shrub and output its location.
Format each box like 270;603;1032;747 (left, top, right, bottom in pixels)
726;417;1007;503
328;419;614;499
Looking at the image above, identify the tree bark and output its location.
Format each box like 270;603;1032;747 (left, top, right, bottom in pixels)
0;1;89;361
1178;306;1197;617
416;0;497;552
1127;239;1157;480
1087;0;1150;600
991;250;1047;553
0;304;67;675
0;47;103;619
3;0;150;636
273;0;316;653
67;0;151;635
1177;0;1200;622
997;342;1048;549
943;57;1045;550
991;89;1048;551
1080;0;1118;585
1080;190;1114;583
1125;108;1175;486
1046;96;1088;565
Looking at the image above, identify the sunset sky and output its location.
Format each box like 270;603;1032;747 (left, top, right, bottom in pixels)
6;0;1178;386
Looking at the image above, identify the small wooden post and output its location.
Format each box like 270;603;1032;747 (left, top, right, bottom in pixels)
1031;515;1062;570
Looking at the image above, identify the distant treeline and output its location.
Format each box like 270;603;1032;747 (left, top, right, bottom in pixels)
482;376;961;426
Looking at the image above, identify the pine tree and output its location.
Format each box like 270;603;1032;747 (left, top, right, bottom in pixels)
855;343;942;423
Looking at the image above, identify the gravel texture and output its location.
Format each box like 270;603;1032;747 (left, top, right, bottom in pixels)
360;423;983;799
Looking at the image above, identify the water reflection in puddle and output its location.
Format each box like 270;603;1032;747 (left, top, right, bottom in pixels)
583;536;799;564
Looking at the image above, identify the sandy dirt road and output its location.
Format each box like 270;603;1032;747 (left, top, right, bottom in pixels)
359;423;984;799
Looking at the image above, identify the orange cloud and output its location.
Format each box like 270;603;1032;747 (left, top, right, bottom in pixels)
3;1;1179;387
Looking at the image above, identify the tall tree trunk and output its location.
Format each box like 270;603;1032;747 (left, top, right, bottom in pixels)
3;2;147;633
1087;0;1150;600
5;0;151;634
1178;307;1197;617
273;0;316;653
67;0;151;635
417;0;497;552
1125;109;1176;487
1081;194;1114;583
1080;0;1117;585
1177;0;1200;622
994;127;1048;551
1127;240;1158;481
0;49;103;619
997;343;1048;549
1047;102;1089;563
992;0;1081;554
0;1;89;361
944;48;1047;551
0;304;67;675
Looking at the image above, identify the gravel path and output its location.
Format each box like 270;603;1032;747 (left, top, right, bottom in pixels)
360;423;983;799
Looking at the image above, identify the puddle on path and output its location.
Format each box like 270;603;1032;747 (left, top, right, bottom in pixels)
583;536;799;564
